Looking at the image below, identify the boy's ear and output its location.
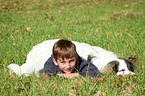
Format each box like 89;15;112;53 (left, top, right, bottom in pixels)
53;58;58;66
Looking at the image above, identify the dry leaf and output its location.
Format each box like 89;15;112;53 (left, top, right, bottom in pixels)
59;10;61;12
122;82;131;89
93;91;106;96
12;28;18;32
141;88;145;91
42;72;49;79
97;78;103;82
22;54;26;57
125;82;131;86
60;1;72;5
68;89;77;96
2;6;5;9
118;75;125;82
44;14;53;21
125;29;131;31
12;43;16;45
27;11;30;13
116;82;120;87
125;4;129;7
18;88;24;93
120;29;124;32
127;56;137;63
127;33;134;38
124;74;131;78
26;27;31;31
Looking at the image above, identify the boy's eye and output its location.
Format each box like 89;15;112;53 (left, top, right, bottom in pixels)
70;60;75;63
60;62;65;64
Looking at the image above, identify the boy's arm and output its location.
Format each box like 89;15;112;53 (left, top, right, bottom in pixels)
79;62;102;77
42;56;57;77
58;73;79;78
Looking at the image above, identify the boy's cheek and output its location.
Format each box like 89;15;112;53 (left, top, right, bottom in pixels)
58;65;66;71
58;64;65;68
71;63;76;67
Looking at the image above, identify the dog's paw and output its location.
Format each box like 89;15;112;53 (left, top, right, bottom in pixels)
117;71;136;76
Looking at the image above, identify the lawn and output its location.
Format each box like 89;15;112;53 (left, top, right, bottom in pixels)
0;0;145;95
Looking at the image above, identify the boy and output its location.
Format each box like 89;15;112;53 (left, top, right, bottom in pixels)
41;39;101;78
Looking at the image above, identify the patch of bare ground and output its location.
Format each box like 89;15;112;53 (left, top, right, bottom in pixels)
99;11;141;21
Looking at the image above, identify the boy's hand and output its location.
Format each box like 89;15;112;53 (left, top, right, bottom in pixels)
58;73;79;78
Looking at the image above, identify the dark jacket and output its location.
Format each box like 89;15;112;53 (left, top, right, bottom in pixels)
40;55;101;77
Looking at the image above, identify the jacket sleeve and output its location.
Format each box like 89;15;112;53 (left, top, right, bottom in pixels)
40;56;57;77
79;61;102;77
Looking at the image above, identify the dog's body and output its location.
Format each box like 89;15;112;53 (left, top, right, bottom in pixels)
7;39;135;76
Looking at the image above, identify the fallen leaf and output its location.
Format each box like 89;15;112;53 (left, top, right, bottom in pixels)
141;88;145;91
97;78;103;82
27;11;30;13
93;91;106;96
127;56;138;63
116;82;120;87
18;88;24;93
26;27;31;31
127;33;134;38
122;82;131;89
44;14;53;21
125;29;131;31
60;1;64;4
2;6;6;9
42;72;49;79
59;10;61;12
13;3;17;6
22;54;26;57
68;89;77;96
60;1;72;5
12;43;16;45
125;4;129;7
12;28;18;32
125;82;131;86
120;29;124;32
118;75;125;82
123;74;131;78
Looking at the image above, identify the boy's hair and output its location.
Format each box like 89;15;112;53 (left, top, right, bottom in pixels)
53;39;77;61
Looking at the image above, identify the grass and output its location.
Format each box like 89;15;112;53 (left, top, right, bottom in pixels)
0;0;145;95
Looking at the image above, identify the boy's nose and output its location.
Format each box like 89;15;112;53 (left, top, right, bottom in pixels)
66;62;71;68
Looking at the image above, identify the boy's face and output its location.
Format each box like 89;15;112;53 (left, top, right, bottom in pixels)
53;57;77;74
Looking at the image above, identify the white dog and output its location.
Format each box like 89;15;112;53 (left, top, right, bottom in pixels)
7;39;136;76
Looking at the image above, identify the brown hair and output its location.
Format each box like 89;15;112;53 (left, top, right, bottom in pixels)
53;39;77;61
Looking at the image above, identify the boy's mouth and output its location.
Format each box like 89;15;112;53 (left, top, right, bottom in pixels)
66;69;72;71
64;69;73;73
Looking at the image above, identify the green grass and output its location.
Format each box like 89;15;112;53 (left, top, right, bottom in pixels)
0;0;145;95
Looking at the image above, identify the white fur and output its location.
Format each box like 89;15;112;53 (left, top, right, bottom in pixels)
7;39;135;76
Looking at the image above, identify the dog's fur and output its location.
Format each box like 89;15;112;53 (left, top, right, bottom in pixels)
7;39;136;76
